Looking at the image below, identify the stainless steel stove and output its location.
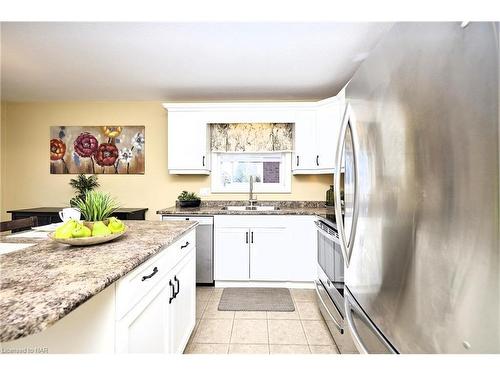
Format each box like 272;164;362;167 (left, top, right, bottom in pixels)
314;218;357;353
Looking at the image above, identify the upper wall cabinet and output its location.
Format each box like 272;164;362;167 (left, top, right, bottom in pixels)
292;93;345;174
166;110;211;175
164;93;345;175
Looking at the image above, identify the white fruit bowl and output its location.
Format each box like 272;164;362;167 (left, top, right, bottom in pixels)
48;226;127;246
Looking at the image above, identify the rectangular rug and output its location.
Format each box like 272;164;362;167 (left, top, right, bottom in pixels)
218;288;295;312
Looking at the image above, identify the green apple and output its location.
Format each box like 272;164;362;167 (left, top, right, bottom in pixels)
92;221;112;237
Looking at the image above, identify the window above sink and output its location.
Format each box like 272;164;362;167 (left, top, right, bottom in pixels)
211;152;291;193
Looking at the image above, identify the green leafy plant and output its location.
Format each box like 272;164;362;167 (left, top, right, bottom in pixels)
73;190;120;222
69;174;100;207
177;191;200;201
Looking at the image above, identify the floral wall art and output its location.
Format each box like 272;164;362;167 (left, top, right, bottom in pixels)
50;126;145;174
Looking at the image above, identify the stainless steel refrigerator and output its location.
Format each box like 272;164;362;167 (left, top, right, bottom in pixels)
333;22;499;354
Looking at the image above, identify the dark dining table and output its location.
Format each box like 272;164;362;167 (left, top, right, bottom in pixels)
7;207;148;227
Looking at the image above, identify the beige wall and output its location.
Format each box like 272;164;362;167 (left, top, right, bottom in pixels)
1;102;6;219
1;102;332;220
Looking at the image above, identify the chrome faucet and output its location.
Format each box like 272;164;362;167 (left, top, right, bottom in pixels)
249;175;257;206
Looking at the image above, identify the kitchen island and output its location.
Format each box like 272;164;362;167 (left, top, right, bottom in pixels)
0;220;197;353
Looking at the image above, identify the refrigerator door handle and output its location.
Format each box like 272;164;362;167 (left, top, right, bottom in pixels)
334;104;360;266
334;105;350;265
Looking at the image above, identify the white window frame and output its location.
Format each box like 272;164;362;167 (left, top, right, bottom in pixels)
211;152;292;193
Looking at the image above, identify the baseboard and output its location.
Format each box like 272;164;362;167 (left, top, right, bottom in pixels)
214;280;314;289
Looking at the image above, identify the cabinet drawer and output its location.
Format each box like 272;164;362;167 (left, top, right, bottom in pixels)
115;230;196;319
160;229;196;271
116;253;166;319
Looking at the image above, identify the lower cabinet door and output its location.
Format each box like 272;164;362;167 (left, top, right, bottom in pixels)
214;227;250;280
116;279;170;353
249;227;288;281
168;249;196;353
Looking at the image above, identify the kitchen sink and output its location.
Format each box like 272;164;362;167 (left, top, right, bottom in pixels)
221;205;280;211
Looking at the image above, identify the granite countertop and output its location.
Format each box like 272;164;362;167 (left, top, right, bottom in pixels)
157;200;336;218
0;220;196;342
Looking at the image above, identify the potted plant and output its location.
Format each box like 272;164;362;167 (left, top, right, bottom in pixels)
72;191;121;236
177;191;201;208
69;174;100;207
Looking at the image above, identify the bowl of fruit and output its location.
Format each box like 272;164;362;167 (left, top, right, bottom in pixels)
49;191;127;246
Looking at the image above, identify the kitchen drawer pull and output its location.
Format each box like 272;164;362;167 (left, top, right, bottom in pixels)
296;155;300;166
202;155;206;167
251;231;254;243
246;232;249;244
174;276;180;297
316;155;320;166
181;241;190;249
141;266;158;281
169;279;175;304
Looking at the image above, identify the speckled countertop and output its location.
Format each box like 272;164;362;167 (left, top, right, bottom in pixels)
157;200;336;218
0;220;196;343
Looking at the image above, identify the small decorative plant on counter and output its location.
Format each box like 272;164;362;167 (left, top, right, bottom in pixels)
50;191;126;246
177;191;201;208
69;173;100;207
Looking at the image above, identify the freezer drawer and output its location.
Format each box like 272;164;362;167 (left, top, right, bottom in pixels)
344;288;397;354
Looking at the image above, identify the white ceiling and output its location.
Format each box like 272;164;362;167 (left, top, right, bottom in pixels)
1;22;392;101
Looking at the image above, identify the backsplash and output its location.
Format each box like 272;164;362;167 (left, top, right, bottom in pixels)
210;123;293;152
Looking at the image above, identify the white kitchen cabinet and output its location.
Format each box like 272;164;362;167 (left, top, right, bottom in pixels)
287;216;317;281
116;279;170;353
166;110;210;174
214;226;250;280
214;215;316;283
293;110;317;172
249;226;288;281
168;249;196;354
293;95;345;174
117;244;196;354
164;95;345;176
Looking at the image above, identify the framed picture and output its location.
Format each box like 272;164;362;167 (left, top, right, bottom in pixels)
50;126;145;174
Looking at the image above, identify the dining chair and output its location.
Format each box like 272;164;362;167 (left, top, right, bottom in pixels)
0;216;39;232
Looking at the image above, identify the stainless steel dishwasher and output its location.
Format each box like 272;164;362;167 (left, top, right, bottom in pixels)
161;215;214;284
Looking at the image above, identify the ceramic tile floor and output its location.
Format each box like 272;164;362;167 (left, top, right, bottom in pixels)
184;287;340;354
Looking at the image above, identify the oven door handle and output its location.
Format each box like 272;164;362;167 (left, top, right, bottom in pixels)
314;280;344;334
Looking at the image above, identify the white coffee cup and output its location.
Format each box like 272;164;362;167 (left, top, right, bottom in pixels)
59;208;81;222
